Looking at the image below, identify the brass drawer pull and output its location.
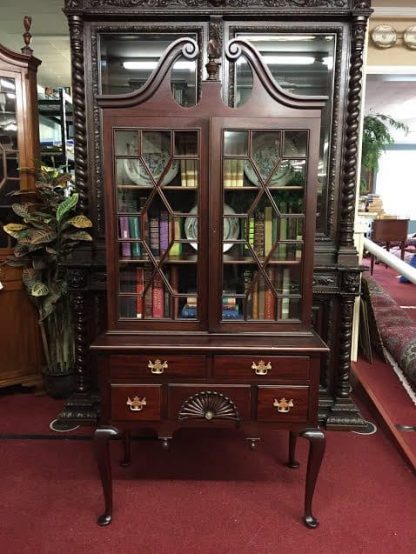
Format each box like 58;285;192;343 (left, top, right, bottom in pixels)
126;396;147;412
252;360;271;376
273;398;294;413
148;359;168;374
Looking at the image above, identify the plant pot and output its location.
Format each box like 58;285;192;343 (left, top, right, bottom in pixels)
44;372;75;399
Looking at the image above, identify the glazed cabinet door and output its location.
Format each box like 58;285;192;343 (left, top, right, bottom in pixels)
102;117;209;331
209;117;321;332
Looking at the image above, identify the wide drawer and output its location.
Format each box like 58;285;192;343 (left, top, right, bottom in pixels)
213;355;309;380
168;385;251;420
109;354;206;379
111;384;161;421
257;385;309;422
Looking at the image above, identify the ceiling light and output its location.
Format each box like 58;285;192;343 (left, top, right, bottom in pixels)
123;60;195;70
0;79;16;91
237;55;315;66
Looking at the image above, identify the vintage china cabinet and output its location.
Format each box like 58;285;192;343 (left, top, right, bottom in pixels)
0;19;44;389
63;0;372;432
62;0;373;528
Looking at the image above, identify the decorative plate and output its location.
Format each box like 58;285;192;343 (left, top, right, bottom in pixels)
185;204;239;252
244;134;295;186
371;24;397;49
124;132;179;186
404;25;416;50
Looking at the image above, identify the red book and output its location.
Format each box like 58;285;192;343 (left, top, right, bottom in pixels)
152;273;164;318
136;267;144;319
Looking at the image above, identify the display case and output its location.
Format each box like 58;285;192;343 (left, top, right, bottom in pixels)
63;0;373;514
0;18;43;389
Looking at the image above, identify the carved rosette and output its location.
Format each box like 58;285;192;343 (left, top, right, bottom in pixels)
336;298;355;399
178;391;240;421
339;15;368;249
68;15;88;214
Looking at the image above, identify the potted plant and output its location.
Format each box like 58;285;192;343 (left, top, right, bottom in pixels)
2;166;93;398
360;112;408;194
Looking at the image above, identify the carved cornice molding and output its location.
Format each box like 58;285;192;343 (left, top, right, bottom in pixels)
65;0;362;13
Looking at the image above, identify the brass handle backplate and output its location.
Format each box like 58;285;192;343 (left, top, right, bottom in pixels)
126;396;147;412
148;359;168;374
273;398;294;413
252;360;271;376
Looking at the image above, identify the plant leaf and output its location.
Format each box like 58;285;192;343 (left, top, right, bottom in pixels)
3;223;28;238
65;215;93;229
64;231;93;241
11;203;32;219
31;281;49;297
22;267;39;288
31;228;57;245
56;193;79;223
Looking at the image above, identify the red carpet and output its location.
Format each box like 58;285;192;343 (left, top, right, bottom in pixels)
0;392;416;553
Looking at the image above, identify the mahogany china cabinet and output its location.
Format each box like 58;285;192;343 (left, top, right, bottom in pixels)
63;0;372;526
0;19;44;389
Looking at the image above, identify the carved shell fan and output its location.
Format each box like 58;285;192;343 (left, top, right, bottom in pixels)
178;391;240;421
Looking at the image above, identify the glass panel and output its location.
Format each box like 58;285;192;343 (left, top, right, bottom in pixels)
234;33;336;233
224;130;248;157
250;131;282;183
100;33;198;106
0;77;19;247
284;130;308;157
116;126;200;322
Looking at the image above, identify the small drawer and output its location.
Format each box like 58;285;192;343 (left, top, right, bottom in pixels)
168;385;251;420
213;355;309;380
111;384;161;421
110;354;206;379
257;385;309;422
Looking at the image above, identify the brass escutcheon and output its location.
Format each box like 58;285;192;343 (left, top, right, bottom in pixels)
273;398;294;413
126;396;147;412
148;359;168;374
252;360;272;376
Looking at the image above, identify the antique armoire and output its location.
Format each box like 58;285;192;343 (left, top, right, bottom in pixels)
62;0;372;526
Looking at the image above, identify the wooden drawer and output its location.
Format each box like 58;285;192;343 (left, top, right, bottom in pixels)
213;355;309;380
257;386;309;422
109;354;206;379
111;384;161;421
168;385;251;420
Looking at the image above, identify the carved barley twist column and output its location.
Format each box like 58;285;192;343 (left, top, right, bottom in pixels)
73;293;89;393
336;297;355;398
68;14;88;213
339;16;367;249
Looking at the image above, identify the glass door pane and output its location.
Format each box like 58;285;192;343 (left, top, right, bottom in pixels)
221;128;307;322
114;128;200;320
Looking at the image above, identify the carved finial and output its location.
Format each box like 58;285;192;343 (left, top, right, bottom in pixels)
21;16;33;56
206;39;221;81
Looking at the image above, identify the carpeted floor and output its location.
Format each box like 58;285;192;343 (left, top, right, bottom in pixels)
0;391;415;553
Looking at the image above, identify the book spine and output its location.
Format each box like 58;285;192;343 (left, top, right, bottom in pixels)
149;216;160;256
281;268;290;319
143;266;153;319
170;218;182;256
254;211;265;258
264;269;275;320
170;266;179;319
136;267;144;319
129;216;141;258
119;216;131;258
264;206;273;259
159;211;169;256
152;273;164;318
252;279;259;320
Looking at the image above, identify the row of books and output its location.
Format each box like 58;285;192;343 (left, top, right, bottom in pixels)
119;209;183;259
180;159;198;187
242;268;293;320
223;159;245;187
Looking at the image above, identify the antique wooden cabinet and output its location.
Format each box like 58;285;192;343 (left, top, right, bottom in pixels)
62;0;373;522
0;19;44;389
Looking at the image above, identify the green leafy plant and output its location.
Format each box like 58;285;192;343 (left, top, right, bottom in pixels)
2;166;93;377
360;112;408;193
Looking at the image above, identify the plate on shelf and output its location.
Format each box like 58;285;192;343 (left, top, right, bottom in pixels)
124;132;179;186
244;134;295;187
185;204;239;252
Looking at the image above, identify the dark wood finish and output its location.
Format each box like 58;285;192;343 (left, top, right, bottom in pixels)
0;252;44;389
370;219;409;274
257;386;309;423
110;354;207;379
111;384;162;421
213;355;310;381
94;425;120;526
63;0;373;525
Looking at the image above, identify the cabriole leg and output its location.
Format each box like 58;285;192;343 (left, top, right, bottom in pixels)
300;428;326;529
287;431;300;468
94;426;120;526
120;430;131;467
